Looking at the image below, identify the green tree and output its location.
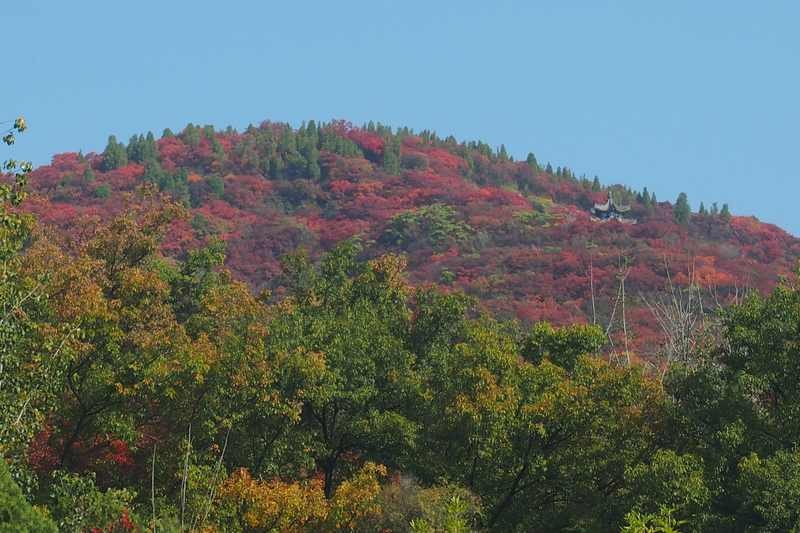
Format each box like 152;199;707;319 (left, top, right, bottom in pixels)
737;449;800;531
526;152;539;173
271;242;420;498
522;322;605;371
94;184;111;198
47;471;137;531
182;123;201;147
622;450;710;527
720;203;731;222
0;117;65;494
101;135;128;171
665;277;800;529
127;131;158;163
673;192;690;224
380;204;475;252
497;144;509;162
383;137;401;175
82;167;96;183
0;460;56;532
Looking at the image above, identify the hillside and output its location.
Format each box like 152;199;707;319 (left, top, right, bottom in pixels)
24;120;800;357
7;119;800;531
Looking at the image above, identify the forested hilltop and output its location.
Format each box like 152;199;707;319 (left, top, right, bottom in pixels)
24;120;800;360
3;120;800;531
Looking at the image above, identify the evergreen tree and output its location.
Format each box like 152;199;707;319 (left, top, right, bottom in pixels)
720;203;731;222
699;202;707;215
545;162;553;174
211;136;226;166
269;155;285;179
142;158;164;184
144;131;158;160
673;192;691;224
161;128;174;138
526;152;539;172
641;187;651;207
711;202;719;216
101;135;127;171
183;123;201;147
382;136;401;175
127;132;158;163
126;134;142;162
498;144;509;162
206;175;224;197
306;145;321;180
306;119;318;143
94;184;111;198
592;176;602;192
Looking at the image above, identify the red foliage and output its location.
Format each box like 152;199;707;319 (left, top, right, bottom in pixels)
22;121;800;357
28;425;60;474
223;174;274;209
157;136;189;171
347;130;384;156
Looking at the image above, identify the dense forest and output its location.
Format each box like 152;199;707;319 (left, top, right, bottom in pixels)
22;119;799;361
3;118;800;531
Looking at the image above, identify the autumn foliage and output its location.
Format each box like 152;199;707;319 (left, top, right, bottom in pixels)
4;119;800;531
20;120;798;356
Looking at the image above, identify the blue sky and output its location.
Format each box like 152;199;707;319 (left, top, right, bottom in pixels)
6;1;800;233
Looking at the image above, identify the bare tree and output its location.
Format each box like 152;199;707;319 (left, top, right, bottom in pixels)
602;256;632;367
640;257;723;381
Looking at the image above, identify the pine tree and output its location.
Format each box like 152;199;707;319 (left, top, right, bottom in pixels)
382;136;401;175
720;203;731;222
699;202;707;215
498;144;509;162
269;155;285;179
161;127;174;138
526;152;539;172
307;145;321;180
126;134;142;162
711;202;719;216
101;135;128;171
183;123;201;147
673;192;691;224
306;120;319;147
641;187;651;206
143;158;164;185
592;176;602;192
144;131;158;160
128;132;159;163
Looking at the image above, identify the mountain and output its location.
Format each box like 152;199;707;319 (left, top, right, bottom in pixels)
24;120;800;359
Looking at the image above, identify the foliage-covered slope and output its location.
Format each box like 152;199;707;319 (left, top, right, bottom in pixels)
24;120;800;357
7;118;800;531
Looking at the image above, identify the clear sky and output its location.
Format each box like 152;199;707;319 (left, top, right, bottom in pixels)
6;1;800;233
